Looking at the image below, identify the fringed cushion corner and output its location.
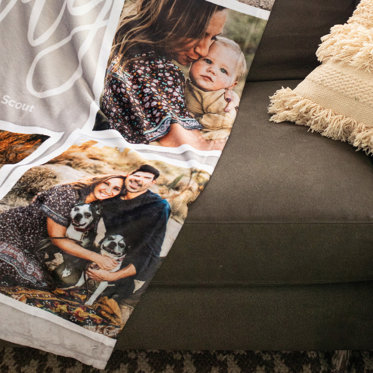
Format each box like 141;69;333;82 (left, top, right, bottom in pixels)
268;0;373;155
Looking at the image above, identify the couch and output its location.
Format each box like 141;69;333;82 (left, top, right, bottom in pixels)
0;0;370;356
113;0;373;351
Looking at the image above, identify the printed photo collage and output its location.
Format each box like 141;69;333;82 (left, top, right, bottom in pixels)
0;0;273;348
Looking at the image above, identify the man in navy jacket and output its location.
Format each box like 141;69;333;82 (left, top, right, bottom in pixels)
87;164;171;302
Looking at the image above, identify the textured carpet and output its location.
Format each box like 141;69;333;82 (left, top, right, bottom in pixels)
0;348;372;372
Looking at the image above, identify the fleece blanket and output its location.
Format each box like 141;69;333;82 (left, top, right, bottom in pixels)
0;0;274;368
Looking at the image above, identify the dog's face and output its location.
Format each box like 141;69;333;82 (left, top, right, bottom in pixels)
70;204;95;229
100;234;127;258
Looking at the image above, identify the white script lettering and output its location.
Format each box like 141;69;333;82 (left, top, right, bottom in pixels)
1;95;34;112
0;0;114;99
0;0;17;23
25;0;113;98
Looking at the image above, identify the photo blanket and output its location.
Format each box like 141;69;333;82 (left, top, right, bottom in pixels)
0;0;274;368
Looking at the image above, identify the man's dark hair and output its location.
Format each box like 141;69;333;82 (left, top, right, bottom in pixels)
132;164;160;180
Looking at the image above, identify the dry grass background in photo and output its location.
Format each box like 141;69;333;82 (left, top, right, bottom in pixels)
0;141;211;224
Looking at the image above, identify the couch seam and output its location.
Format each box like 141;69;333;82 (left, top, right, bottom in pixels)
149;279;373;289
183;221;373;225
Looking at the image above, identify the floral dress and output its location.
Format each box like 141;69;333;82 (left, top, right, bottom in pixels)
101;52;202;143
0;184;80;289
0;185;123;333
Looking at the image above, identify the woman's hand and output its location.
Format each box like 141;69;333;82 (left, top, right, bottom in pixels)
88;263;137;282
86;268;116;282
224;89;240;112
47;218;118;270
31;191;42;203
93;254;118;271
159;125;224;151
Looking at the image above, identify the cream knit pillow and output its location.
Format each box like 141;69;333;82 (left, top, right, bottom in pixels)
268;0;373;154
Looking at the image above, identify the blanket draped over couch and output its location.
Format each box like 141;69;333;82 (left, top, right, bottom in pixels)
0;0;273;368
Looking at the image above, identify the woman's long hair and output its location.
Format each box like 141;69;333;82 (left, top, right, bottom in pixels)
71;174;127;200
110;0;225;66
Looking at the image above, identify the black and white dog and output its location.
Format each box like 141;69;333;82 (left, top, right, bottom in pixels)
74;233;127;305
66;203;101;248
44;203;102;286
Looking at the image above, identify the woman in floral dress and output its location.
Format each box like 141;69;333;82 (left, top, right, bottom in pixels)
99;0;233;150
0;175;126;289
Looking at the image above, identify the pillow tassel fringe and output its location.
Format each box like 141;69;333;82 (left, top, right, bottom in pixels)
348;0;373;29
268;88;373;155
316;24;373;73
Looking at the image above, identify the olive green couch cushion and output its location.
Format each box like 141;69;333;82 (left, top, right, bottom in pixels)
115;0;373;351
153;80;373;287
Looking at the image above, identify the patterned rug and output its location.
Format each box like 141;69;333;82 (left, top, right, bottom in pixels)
0;348;372;372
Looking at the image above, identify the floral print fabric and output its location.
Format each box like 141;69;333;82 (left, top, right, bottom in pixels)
0;242;49;288
0;185;80;288
0;185;79;253
101;52;202;143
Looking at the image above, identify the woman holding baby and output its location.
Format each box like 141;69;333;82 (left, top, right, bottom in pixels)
99;0;246;150
0;175;126;289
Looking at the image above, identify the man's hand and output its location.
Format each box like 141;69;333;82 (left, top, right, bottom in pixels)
93;254;118;271
87;263;137;282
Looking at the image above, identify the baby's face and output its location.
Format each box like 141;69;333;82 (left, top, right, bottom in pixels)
189;42;238;92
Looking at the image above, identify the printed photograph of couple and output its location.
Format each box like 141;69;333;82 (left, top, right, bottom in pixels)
0;139;210;338
94;0;268;151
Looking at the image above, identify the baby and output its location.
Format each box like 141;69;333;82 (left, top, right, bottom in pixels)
185;36;247;141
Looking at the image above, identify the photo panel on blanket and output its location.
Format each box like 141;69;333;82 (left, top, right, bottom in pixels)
95;0;270;156
0;0;274;369
0;130;48;166
0;131;210;334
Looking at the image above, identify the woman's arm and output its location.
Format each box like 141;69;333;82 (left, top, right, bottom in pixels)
158;123;224;150
47;218;118;271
